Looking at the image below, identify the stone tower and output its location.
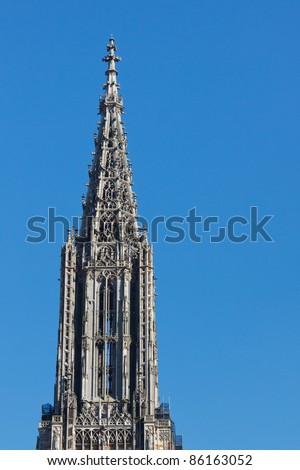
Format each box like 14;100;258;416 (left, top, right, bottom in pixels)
37;37;182;451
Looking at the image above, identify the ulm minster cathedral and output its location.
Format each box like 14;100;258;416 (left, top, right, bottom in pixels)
36;38;182;451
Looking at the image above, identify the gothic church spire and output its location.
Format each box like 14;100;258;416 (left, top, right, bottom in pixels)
37;38;182;451
80;37;136;243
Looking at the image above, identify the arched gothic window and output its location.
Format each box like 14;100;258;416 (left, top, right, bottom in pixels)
97;275;117;398
99;277;105;331
107;278;116;336
92;431;99;450
99;212;116;241
76;430;83;450
103;181;115;201
84;431;91;450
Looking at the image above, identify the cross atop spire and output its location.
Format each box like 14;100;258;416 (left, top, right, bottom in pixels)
102;37;122;96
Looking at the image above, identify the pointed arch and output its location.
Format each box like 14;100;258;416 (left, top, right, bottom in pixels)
103;180;115;201
92;430;99;450
75;430;83;450
99;211;117;241
84;431;91;450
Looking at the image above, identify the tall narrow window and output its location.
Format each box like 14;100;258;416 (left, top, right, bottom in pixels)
107;278;116;336
108;279;115;311
98;344;104;398
107;312;114;336
105;342;114;395
99;278;105;334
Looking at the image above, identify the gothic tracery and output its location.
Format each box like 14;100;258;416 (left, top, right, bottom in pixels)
37;37;181;451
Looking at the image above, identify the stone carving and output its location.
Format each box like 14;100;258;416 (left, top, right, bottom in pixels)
52;426;61;450
37;37;181;452
97;245;116;266
158;429;170;442
108;406;132;426
76;401;100;426
145;425;154;450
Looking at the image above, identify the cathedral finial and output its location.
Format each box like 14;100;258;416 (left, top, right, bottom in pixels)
102;36;121;64
102;37;121;96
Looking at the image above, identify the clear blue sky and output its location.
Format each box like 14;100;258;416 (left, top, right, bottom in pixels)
0;0;299;450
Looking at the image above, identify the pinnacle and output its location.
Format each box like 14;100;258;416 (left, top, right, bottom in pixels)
102;36;121;64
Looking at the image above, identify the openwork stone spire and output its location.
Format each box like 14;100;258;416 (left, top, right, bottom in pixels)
36;38;182;451
80;36;137;245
